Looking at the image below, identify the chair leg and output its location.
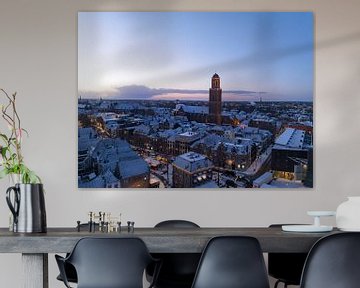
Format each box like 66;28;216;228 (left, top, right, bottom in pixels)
274;280;290;288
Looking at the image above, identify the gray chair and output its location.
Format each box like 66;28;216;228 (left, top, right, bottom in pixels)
300;232;360;288
56;237;160;288
191;236;270;288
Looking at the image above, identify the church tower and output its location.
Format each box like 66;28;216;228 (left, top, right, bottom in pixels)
209;73;222;125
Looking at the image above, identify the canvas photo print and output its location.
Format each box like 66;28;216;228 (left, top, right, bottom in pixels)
78;12;313;189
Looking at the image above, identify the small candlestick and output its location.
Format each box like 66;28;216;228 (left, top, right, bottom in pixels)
88;211;93;232
77;221;81;232
106;212;111;223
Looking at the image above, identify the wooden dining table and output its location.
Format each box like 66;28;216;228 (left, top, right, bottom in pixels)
0;226;339;288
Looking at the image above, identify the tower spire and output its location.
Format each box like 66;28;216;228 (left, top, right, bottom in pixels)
209;73;222;125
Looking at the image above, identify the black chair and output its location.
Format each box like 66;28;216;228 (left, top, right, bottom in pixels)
191;236;270;288
147;220;201;288
55;237;160;288
300;232;360;288
268;224;308;288
56;223;99;284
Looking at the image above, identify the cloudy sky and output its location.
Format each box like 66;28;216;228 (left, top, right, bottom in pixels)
78;12;313;101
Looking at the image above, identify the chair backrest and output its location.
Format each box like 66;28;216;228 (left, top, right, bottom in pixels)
67;237;154;288
268;224;308;285
191;236;270;288
152;220;201;285
155;220;200;228
300;232;360;288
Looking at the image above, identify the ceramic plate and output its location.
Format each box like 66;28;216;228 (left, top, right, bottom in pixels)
282;225;333;232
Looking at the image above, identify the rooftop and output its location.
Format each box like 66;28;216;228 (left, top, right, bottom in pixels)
274;128;305;149
181;152;206;162
176;104;208;114
173;152;213;173
179;131;198;137
91;138;149;179
176;131;201;143
253;172;273;187
118;158;149;179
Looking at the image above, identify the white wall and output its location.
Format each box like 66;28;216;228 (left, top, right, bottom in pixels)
0;0;360;287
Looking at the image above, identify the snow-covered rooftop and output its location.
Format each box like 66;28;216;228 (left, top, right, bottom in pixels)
223;142;249;155
274;128;305;149
176;131;201;143
91;138;149;179
181;152;206;162
253;172;273;187
176;104;209;114
79;175;105;188
191;134;225;149
173;152;213;173
118;158;149;179
180;131;198;137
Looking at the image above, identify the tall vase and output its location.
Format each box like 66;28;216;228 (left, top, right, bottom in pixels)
336;197;360;231
6;183;47;233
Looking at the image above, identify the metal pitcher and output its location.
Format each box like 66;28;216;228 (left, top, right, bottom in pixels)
6;183;47;233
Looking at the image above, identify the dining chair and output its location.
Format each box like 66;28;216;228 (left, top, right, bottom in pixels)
191;236;270;288
56;223;99;284
300;232;360;288
268;224;308;288
147;220;201;288
55;237;161;288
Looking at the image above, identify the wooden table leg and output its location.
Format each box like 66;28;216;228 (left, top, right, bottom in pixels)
22;253;48;288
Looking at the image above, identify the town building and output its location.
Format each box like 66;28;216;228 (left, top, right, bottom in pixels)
175;132;201;155
271;128;312;183
190;134;256;171
248;118;278;136
172;152;217;188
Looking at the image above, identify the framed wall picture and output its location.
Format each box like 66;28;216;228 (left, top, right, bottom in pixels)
78;12;313;189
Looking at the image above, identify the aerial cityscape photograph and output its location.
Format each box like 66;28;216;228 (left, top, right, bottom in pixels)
78;12;313;189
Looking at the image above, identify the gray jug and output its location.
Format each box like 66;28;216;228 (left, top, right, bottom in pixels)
6;183;47;233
